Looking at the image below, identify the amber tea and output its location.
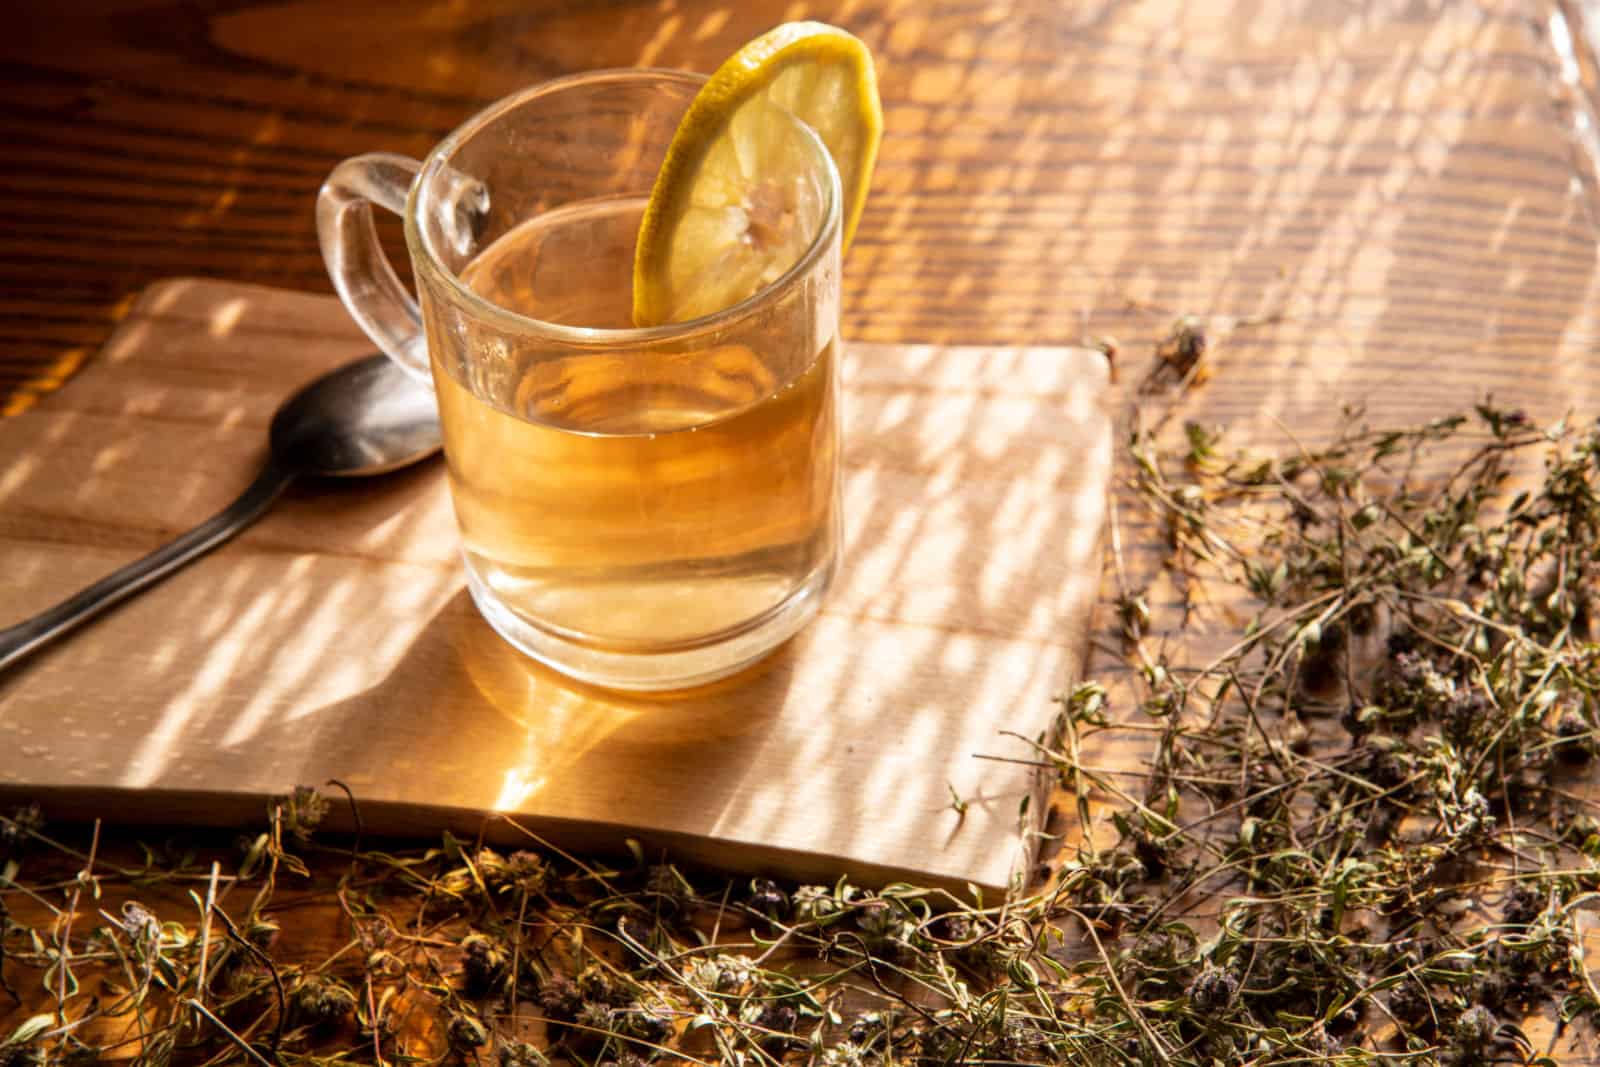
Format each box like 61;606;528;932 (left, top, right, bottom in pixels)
320;67;853;688
430;198;839;670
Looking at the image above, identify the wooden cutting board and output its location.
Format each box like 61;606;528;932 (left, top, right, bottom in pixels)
0;279;1111;894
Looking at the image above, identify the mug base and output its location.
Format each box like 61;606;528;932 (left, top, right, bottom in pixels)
463;559;832;692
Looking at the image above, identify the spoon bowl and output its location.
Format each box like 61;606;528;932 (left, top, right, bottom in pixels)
271;354;442;477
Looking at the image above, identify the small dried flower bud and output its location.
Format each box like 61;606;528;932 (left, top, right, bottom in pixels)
505;850;549;894
1157;316;1207;377
537;975;581;1021
714;958;749;994
120;901;161;944
1449;789;1495;844
278;785;330;840
292;972;358;1027
792;884;839;923
1328;997;1365;1035
715;953;756;992
577;964;620;1005
1132;830;1169;879
1452;1004;1497;1047
753;1001;799;1049
1132;932;1175;968
459;932;508;995
1187;964;1238;1014
748;878;789;921
932;912;972;943
575;1000;614;1034
1388;651;1456;719
685;956;723;992
856;899;907;945
472;848;509;888
1303;1022;1340;1055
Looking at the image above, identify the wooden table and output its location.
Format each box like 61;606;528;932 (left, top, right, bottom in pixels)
10;0;1595;414
8;0;1600;1054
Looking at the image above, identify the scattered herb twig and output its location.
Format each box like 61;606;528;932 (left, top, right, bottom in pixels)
3;375;1600;1066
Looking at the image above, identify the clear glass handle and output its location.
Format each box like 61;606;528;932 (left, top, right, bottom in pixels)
317;153;431;384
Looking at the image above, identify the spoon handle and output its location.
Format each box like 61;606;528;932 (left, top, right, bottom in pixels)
0;462;295;674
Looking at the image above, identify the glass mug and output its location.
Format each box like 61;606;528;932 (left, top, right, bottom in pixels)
318;70;843;691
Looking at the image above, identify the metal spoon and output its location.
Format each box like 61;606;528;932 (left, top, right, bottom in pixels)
0;353;442;673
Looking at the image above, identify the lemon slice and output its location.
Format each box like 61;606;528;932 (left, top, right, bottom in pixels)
633;21;882;326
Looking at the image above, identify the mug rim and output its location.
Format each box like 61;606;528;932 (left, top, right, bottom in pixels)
405;67;843;344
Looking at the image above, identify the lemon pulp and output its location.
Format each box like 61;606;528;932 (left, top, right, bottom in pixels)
633;21;882;326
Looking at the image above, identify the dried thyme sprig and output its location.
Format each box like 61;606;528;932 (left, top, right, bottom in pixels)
1032;402;1600;1064
3;403;1600;1066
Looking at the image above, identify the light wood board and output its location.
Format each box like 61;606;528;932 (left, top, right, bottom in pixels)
0;278;1111;894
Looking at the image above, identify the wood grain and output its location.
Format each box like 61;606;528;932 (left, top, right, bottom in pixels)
0;277;1112;896
7;0;1600;408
